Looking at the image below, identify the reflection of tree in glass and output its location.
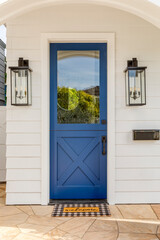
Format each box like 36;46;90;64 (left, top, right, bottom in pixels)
57;87;99;124
58;87;79;111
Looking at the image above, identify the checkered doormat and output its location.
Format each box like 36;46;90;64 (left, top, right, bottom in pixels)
52;203;111;217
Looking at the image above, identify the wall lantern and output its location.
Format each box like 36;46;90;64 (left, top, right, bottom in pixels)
9;58;32;106
124;58;147;106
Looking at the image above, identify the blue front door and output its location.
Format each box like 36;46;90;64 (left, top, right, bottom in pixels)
50;43;107;199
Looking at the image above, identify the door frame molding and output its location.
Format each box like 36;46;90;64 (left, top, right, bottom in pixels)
41;33;116;205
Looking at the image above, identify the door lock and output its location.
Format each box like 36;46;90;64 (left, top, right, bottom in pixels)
101;119;107;125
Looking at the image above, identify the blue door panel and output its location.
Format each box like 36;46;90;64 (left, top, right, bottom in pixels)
50;131;107;199
50;43;107;199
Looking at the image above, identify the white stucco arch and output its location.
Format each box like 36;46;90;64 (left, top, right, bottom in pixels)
0;0;160;29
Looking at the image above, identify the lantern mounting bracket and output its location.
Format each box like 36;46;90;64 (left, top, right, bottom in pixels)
9;58;32;72
18;58;29;67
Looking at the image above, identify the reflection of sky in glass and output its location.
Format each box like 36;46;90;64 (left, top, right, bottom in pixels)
58;54;99;90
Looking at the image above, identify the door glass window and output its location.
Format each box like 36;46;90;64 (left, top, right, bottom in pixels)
57;51;100;124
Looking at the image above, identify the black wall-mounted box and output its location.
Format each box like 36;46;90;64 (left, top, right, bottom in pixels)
133;130;160;141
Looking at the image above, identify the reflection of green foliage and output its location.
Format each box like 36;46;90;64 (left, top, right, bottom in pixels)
58;87;79;111
57;87;99;124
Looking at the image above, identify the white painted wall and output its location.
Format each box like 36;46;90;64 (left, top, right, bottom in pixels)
1;0;160;29
0;107;6;182
6;4;160;204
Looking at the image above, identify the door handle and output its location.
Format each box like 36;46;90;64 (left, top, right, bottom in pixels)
102;136;107;155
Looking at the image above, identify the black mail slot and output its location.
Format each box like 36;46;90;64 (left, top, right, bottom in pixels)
133;130;160;140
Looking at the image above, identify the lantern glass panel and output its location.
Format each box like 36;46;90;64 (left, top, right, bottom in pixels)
126;69;146;106
11;71;16;105
28;70;32;105
125;71;129;105
141;70;146;105
11;69;29;105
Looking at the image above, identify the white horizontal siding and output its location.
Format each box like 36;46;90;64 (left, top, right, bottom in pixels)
147;86;160;97
7;37;40;50
117;36;160;50
5;4;160;204
115;192;160;204
6;193;41;205
116;133;133;145
6;158;41;169
6;21;150;38
146;97;160;108
7;110;41;121
116;145;160;156
7;134;41;145
6;121;41;133
7;146;40;157
116;180;160;192
7;25;43;37
7;49;41;62
147;73;160;85
116;96;160;109
116;157;160;168
7;181;41;192
6;169;41;181
116;133;160;145
116;120;160;133
116;47;160;61
116;169;160;180
116;109;160;121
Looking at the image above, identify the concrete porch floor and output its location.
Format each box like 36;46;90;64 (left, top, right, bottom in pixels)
0;183;160;240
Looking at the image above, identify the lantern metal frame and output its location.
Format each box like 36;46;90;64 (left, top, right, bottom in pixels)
124;59;147;106
9;58;32;106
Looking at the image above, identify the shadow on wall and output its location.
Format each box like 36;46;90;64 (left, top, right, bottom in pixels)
0;37;6;182
0;107;6;182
